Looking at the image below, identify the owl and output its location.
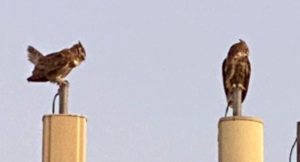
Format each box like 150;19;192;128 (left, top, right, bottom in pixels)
27;41;86;86
222;39;251;116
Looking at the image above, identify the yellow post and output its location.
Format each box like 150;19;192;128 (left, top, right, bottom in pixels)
42;114;87;162
218;116;263;162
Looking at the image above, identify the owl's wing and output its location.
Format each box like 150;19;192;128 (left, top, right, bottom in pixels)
38;49;72;72
241;59;251;102
27;66;48;82
222;58;229;97
27;50;72;82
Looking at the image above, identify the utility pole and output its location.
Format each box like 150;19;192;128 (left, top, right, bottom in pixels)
297;122;300;162
42;83;87;162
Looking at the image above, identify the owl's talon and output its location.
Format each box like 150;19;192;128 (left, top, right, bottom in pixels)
57;80;68;87
238;84;246;90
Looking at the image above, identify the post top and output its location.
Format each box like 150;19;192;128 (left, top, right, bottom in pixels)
42;114;87;122
219;116;263;125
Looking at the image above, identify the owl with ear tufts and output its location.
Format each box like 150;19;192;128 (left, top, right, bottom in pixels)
27;41;86;86
222;39;251;117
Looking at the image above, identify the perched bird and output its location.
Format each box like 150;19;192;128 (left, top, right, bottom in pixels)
27;41;86;86
222;39;251;117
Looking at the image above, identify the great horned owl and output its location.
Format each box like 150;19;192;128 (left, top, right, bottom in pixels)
222;39;251;116
27;41;86;86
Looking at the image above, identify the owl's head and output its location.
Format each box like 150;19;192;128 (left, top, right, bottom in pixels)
238;39;249;55
228;39;249;59
71;41;86;61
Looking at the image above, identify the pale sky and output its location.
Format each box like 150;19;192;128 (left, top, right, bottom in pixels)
1;1;300;162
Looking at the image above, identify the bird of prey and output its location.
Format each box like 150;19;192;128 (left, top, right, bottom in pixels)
222;39;251;117
27;41;86;86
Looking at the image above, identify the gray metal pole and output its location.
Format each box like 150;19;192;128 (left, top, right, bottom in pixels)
232;87;242;116
58;82;69;114
297;122;300;162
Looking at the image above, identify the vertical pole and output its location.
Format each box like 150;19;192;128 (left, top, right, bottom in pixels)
297;122;300;162
58;83;68;114
218;116;264;162
232;87;242;116
42;115;87;162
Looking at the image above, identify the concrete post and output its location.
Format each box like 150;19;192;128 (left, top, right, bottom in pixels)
218;116;263;162
42;114;87;162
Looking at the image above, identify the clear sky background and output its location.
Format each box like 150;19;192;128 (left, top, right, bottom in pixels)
1;1;300;162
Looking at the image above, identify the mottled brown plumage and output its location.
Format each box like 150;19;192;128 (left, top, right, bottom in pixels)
222;39;251;116
27;41;86;86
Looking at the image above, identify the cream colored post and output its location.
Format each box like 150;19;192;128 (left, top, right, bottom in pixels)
218;116;263;162
42;114;87;162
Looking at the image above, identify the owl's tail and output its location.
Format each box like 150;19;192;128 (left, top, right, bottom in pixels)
27;46;43;65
